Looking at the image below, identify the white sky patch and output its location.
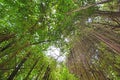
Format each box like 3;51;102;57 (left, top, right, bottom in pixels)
64;38;69;43
45;46;66;62
87;18;92;23
86;18;92;24
52;9;56;14
51;6;56;14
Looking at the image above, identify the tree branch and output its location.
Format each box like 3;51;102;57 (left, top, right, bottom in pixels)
66;0;112;14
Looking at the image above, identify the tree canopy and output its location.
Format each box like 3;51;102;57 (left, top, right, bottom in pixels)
0;0;120;80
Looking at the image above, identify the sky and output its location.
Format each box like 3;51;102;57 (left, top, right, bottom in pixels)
45;46;66;62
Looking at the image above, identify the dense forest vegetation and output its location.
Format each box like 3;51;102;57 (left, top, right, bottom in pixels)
0;0;120;80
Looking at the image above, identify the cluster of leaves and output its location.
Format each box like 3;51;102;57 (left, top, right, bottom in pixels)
0;0;79;80
1;0;120;80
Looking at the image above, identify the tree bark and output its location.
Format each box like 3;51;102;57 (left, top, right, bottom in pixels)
7;52;30;80
35;64;45;80
23;57;40;80
0;34;15;43
95;10;120;17
67;0;112;14
42;65;51;80
93;32;120;53
0;40;14;52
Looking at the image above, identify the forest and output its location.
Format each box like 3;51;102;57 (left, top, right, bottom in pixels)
0;0;120;80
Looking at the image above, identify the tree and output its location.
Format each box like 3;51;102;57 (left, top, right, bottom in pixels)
0;0;120;80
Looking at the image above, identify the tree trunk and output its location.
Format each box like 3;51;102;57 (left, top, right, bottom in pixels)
23;57;40;80
42;65;51;80
118;0;120;11
0;40;15;52
35;64;45;80
93;32;120;53
0;34;15;43
67;0;112;14
7;52;30;80
0;42;29;68
95;10;120;17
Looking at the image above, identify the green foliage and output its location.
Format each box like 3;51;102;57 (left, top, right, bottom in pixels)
51;65;79;80
0;0;119;80
0;0;78;80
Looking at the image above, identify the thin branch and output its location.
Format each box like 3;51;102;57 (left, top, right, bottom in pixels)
66;0;112;14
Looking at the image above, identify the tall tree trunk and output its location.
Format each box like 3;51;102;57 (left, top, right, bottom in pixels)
35;64;45;80
7;52;30;80
0;34;15;43
93;32;120;53
42;65;51;80
0;40;15;52
0;42;29;68
95;10;120;17
67;0;112;14
23;57;40;80
118;0;120;11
